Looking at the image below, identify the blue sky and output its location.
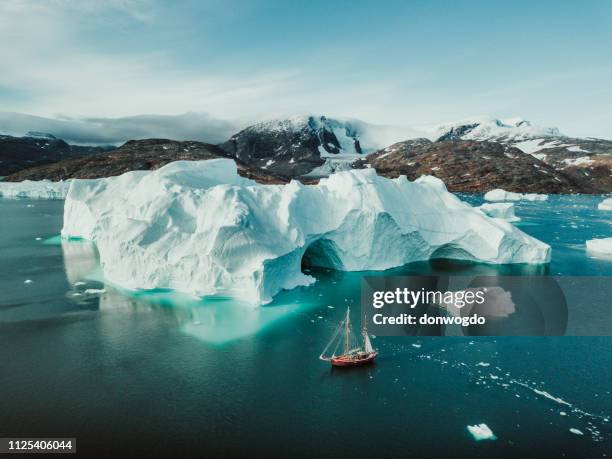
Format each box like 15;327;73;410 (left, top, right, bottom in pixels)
1;0;611;138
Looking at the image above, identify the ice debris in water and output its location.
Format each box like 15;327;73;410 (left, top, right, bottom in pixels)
484;188;548;202
467;423;497;441
586;238;612;256
597;197;612;211
61;159;551;306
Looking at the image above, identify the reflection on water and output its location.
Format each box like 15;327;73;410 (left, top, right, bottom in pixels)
60;238;323;344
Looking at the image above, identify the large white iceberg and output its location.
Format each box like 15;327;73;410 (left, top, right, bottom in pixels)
598;197;612;211
61;159;551;305
0;179;71;199
478;203;520;222
484;188;548;202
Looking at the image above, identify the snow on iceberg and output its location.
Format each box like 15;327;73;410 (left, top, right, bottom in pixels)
586;238;612;256
61;159;551;305
0;179;71;200
478;203;520;222
598;197;612;211
484;188;548;202
467;423;497;441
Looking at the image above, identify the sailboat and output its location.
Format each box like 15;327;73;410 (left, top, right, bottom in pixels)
319;307;377;367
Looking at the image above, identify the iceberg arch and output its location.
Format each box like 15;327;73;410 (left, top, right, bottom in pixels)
62;159;550;306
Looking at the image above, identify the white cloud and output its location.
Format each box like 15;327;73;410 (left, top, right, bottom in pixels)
0;111;241;145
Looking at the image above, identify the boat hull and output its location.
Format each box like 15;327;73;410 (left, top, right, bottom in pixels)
330;352;377;367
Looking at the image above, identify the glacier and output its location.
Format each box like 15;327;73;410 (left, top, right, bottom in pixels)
61;159;551;306
0;179;71;199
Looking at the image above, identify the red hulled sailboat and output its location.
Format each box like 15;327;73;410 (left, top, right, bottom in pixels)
320;307;377;367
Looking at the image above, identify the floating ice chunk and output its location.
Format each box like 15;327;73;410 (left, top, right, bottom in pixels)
478;203;521;222
0;180;71;200
586;238;612;256
484;189;522;202
569;428;584;436
62;159;551;306
484;188;548;202
533;388;572;407
467;423;497;441
522;193;548;201
598;197;612;211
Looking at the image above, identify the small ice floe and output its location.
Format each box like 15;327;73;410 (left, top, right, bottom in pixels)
411;343;422;349
569;428;584;436
84;288;106;295
586;237;612;256
475;362;490;367
598;197;612;211
24;279;33;284
467;423;497;441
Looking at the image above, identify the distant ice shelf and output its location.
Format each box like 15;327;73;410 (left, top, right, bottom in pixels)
61;159;551;306
0;179;71;199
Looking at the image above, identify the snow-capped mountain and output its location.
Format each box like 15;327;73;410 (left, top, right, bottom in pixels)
220;115;422;177
424;117;612;191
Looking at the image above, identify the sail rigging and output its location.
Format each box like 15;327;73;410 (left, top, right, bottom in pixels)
320;307;377;366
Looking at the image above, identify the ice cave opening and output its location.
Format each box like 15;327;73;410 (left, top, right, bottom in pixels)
300;238;344;272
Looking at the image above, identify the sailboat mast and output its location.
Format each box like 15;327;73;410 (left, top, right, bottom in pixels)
345;307;350;354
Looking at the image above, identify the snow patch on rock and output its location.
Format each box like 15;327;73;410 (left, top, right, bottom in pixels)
62;159;551;306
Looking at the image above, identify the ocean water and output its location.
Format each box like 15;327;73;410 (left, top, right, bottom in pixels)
0;195;611;457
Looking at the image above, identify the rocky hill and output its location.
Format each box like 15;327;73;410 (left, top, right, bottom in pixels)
429;117;612;192
4;139;286;184
355;139;596;194
0;133;112;176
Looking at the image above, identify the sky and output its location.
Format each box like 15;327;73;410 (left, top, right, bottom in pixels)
1;0;611;142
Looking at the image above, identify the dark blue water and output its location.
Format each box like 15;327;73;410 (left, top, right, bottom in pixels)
0;196;610;457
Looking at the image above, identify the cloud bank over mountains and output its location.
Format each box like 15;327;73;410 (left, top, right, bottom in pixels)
0;111;240;145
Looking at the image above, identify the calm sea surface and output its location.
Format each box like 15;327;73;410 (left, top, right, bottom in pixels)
0;195;610;457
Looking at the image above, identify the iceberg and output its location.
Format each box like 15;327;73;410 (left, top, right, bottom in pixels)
466;423;497;441
0;179;71;200
62;159;551;305
484;188;548;202
478;203;520;222
598;197;612;211
586;238;612;256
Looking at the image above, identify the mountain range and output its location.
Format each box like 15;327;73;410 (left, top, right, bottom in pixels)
2;115;610;193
